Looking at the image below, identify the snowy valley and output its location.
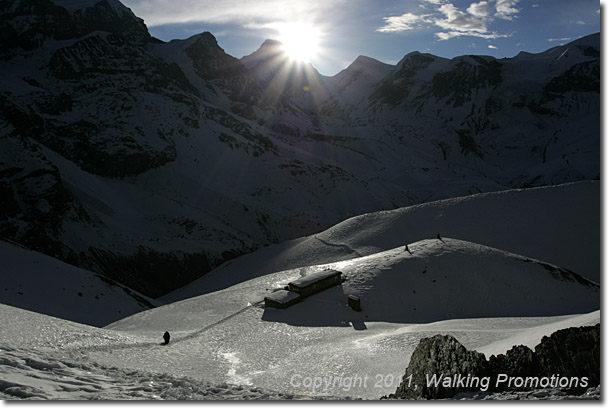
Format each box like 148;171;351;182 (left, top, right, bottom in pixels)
0;0;601;401
0;181;601;400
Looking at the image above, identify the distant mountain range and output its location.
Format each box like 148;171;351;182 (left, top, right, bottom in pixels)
0;0;600;298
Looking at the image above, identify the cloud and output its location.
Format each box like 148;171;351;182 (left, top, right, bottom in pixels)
122;0;347;27
435;30;508;40
495;0;519;20
377;0;519;40
488;44;498;49
435;3;489;35
548;37;571;42
376;13;430;33
467;1;494;18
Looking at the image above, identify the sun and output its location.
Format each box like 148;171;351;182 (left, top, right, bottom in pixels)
277;23;320;63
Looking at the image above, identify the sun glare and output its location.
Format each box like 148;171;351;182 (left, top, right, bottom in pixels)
277;23;320;63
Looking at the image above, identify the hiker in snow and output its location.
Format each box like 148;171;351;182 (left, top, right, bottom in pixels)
436;233;442;240
163;331;170;345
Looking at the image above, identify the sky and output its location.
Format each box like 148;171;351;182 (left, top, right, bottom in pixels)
122;0;601;77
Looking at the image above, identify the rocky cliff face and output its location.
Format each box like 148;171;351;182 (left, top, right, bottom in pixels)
389;324;600;400
0;0;600;297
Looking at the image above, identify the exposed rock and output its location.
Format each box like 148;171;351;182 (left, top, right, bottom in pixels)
185;32;243;80
0;0;151;54
488;344;540;378
536;323;600;390
390;334;488;399
388;324;600;400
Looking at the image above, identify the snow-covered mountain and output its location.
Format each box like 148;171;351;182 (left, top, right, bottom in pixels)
0;0;599;298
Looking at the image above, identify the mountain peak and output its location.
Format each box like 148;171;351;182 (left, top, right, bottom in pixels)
349;55;392;70
184;31;242;80
189;31;220;47
53;0;130;15
0;0;151;50
241;39;286;69
260;39;283;48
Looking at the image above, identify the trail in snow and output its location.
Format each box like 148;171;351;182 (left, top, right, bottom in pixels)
175;302;262;344
315;234;363;257
69;302;263;355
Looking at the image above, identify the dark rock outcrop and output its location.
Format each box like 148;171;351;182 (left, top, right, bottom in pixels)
535;324;601;388
488;344;540;378
388;324;600;400
391;334;488;400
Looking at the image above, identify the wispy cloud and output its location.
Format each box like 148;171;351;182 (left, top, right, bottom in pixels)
548;37;571;42
377;0;519;40
376;13;431;33
122;0;347;27
488;44;498;49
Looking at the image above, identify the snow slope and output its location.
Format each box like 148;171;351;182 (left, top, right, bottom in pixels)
0;231;599;399
0;239;156;327
0;302;598;400
164;181;600;302
0;303;316;400
98;236;598;399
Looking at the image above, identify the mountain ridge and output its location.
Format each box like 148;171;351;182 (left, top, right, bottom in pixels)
0;0;600;298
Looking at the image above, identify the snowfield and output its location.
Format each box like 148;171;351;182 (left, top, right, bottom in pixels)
98;236;599;399
0;182;600;400
0;301;599;400
0;304;327;400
